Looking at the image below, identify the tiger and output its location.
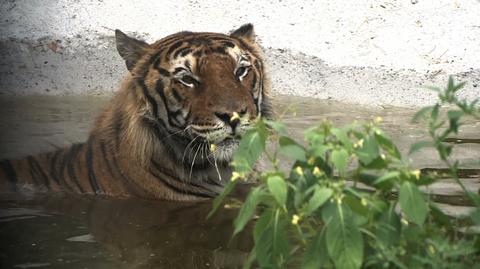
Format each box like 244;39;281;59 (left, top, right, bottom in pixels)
0;24;273;201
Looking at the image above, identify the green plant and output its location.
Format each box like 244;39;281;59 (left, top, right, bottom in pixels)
209;77;480;269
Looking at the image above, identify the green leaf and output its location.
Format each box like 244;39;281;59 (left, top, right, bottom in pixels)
305;186;333;215
343;196;369;225
265;120;287;135
447;110;464;121
279;136;307;161
310;144;329;159
267;175;287;206
375;132;402;159
332;127;353;150
301;227;330;269
233;187;264;235
470;208;480;225
447;110;464;133
412;106;434;123
325;202;364;269
207;180;237;219
452;81;466;93
447;76;455;92
233;121;267;173
399;181;428;225
409;141;433;155
431;104;440;122
242;249;256;269
356;135;380;165
256;227;274;268
254;210;273;243
331;148;349;172
376;204;401;246
373;171;400;186
272;212;290;265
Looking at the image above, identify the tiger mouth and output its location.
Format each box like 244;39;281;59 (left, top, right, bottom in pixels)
209;137;240;162
216;137;239;148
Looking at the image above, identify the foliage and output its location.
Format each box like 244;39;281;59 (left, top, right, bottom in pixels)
210;77;480;268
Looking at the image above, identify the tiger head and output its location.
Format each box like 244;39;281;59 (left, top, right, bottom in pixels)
114;24;272;166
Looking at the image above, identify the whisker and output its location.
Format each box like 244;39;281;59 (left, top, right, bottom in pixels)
205;138;215;166
182;135;199;164
213;147;222;181
159;125;191;143
189;143;202;180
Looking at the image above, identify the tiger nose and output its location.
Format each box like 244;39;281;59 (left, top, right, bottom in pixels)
214;107;247;132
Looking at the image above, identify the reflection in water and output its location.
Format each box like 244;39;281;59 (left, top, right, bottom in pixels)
0;94;478;268
0;194;252;269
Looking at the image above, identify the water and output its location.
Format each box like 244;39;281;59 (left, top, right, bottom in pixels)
0;95;479;268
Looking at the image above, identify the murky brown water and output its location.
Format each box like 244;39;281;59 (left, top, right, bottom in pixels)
0;95;479;268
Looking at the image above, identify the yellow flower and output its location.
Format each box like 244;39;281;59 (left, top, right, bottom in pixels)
412;170;421;180
374;116;383;124
210;143;217;152
401;218;409;226
307;157;315;165
380;153;386;159
313;166;323;177
354;139;364;148
295;166;304;176
291;214;300;225
361;198;368;206
231;172;242;182
230;112;240;122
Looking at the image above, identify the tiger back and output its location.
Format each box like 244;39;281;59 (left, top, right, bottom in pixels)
0;24;273;201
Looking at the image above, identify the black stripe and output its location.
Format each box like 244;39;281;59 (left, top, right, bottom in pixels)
49;150;62;186
156;67;171;77
27;156;50;189
184;60;192;72
86;137;102;195
174;47;192;58
150;161;215;198
99;141;116;183
251;72;257;90
173;67;186;75
1;160;18;191
201;36;233;42
137;79;159;118
193;50;204;57
167;41;184;55
108;145;144;197
234;37;260;58
151;50;165;69
161;32;193;44
27;163;40;187
188;37;213;46
57;150;74;192
112;111;123;151
211;46;226;55
222;41;235;48
171;88;183;103
65;144;85;193
155;80;182;128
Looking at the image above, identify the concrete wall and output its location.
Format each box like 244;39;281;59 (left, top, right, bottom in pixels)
0;0;479;107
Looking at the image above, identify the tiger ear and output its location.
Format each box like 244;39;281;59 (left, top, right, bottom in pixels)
230;23;255;43
115;29;150;72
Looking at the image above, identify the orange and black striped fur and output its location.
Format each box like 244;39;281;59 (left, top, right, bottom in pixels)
0;24;273;201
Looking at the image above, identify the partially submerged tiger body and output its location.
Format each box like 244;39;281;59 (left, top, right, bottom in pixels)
0;24;273;201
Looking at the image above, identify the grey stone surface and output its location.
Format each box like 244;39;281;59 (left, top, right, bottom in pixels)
1;0;479;107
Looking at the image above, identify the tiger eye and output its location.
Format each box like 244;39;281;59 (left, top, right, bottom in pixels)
235;67;248;80
180;75;197;87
